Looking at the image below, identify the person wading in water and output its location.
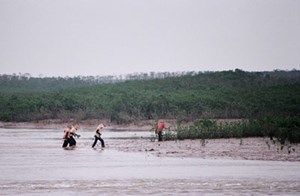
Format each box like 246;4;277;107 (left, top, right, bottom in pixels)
62;125;72;148
92;124;105;148
69;124;80;147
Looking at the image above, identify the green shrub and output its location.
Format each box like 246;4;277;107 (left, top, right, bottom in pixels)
174;117;300;143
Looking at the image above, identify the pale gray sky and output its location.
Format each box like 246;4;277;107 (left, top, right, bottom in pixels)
0;0;299;77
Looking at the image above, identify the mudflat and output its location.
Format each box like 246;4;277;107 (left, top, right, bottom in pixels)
0;127;299;195
1;120;299;161
109;137;300;162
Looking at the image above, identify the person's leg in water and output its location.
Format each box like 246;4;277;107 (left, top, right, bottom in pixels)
99;137;105;148
158;131;163;141
92;136;98;148
69;136;76;147
62;139;69;148
73;137;76;146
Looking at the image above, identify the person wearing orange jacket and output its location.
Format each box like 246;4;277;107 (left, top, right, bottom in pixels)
155;120;166;142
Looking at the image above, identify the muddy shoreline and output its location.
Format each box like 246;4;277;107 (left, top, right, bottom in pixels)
108;137;300;162
1;120;299;162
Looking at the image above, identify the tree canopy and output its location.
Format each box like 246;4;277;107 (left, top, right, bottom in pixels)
0;70;299;123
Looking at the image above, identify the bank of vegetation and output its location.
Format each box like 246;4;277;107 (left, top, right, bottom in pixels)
0;69;299;143
162;117;300;144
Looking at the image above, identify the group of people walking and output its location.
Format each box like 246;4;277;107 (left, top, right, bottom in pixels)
62;120;167;149
62;123;105;149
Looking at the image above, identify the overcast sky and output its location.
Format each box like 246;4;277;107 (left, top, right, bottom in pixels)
0;0;299;77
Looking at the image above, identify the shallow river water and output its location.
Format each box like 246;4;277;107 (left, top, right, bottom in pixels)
0;128;299;195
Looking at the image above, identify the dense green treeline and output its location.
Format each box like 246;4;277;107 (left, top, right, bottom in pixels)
0;70;299;125
0;75;92;93
0;71;204;93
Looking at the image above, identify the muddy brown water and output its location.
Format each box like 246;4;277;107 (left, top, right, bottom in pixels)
0;128;299;195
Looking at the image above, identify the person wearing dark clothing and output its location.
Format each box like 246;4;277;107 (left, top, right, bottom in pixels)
62;126;71;148
69;124;80;147
92;124;105;148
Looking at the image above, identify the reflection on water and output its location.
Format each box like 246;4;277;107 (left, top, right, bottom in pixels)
0;128;299;195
